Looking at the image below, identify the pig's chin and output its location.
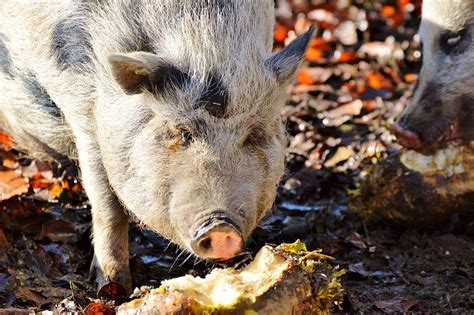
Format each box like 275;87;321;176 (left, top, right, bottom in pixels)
420;121;462;153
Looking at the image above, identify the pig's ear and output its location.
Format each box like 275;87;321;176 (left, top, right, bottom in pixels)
108;52;161;94
109;52;189;95
265;26;315;83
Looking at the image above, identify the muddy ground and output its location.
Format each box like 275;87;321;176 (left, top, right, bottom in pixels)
1;0;473;313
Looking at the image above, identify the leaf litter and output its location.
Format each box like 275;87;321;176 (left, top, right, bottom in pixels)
0;0;473;313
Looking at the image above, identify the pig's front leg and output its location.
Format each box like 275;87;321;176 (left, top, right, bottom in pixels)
75;136;132;293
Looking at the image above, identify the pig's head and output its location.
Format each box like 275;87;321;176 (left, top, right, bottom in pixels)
107;28;314;260
392;0;474;151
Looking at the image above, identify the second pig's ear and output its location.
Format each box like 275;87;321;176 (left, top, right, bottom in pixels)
108;52;188;95
265;26;315;84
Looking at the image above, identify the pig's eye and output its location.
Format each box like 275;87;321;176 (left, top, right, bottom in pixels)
440;29;465;54
180;129;193;145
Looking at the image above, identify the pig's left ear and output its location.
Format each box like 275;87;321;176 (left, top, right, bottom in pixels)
265;26;315;83
108;52;187;95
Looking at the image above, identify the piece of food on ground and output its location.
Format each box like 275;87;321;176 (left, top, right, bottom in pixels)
118;241;345;315
351;142;474;228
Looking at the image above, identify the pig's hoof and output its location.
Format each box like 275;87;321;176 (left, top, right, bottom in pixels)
97;281;128;301
89;258;132;299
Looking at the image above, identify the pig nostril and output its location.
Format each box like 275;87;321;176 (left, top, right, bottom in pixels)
191;216;244;260
198;237;212;251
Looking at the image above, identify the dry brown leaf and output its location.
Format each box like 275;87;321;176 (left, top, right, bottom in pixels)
0;170;29;201
324;146;355;168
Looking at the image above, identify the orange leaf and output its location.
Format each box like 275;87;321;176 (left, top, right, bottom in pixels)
310;38;331;51
390;13;404;28
72;184;81;193
366;72;393;90
61;180;70;190
356;83;366;95
319;21;333;30
50;182;63;198
296;69;315;85
274;24;288;43
397;0;411;10
338;52;358;63
0;132;13;151
364;100;376;112
381;6;397;18
404;73;418;84
84;302;115;315
30;179;51;189
296;67;332;85
306;47;323;62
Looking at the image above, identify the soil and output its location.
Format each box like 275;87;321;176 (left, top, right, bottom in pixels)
0;0;473;313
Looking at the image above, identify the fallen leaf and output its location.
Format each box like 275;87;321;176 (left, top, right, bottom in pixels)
16;286;46;306
0;132;13;151
324;146;355;168
345;232;367;249
22;161;53;180
0;228;9;250
380;6;397;18
359;41;394;60
274;24;288;42
309;38;332;50
0;170;29;201
41;219;77;242
306;47;324;62
33;186;61;202
366;71;393;90
326;100;363;119
84;301;116;315
1;151;19;169
374;299;418;313
296;68;333;85
335;21;358;45
308;9;338;26
404;73;417;83
336;51;359;63
348;262;393;279
3;160;19;169
294;15;312;35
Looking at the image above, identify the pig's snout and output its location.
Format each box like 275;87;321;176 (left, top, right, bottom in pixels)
191;217;243;260
390;122;422;149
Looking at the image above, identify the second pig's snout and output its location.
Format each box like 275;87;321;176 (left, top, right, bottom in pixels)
391;122;422;149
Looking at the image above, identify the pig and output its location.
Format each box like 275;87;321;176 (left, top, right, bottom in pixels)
0;0;314;291
392;0;474;150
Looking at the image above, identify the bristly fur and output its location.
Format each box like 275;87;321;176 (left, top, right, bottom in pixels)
398;0;474;147
0;35;12;76
0;0;313;289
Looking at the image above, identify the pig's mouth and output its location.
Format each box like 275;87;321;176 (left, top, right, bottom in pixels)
417;121;462;153
435;121;462;147
391;119;462;152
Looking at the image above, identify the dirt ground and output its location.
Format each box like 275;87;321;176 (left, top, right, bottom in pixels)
0;0;473;313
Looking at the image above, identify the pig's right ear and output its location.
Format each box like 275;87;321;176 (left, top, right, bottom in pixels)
265;26;315;83
109;52;189;95
108;52;164;95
